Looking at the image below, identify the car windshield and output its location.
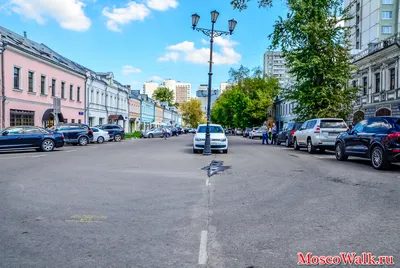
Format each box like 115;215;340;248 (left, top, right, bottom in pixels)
197;126;224;133
320;120;347;128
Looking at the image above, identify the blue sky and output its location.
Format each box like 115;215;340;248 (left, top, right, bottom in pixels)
0;0;287;96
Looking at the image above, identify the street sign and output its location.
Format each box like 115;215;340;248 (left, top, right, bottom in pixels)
79;112;84;115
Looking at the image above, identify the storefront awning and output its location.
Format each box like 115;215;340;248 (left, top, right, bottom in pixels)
108;114;124;121
42;109;64;122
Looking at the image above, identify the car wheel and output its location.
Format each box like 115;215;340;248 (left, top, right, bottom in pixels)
41;139;55;152
114;134;122;142
294;138;300;150
223;149;228;154
277;138;281;145
285;138;290;147
307;138;316;154
78;136;88;146
97;136;105;144
149;134;153;139
371;146;390;170
335;143;348;161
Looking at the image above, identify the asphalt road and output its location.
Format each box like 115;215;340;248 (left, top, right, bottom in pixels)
0;135;399;268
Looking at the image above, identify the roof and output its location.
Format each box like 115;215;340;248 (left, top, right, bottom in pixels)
0;26;87;75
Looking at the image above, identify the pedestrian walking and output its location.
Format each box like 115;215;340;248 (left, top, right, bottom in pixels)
162;127;168;140
272;123;278;145
261;123;269;145
268;126;272;141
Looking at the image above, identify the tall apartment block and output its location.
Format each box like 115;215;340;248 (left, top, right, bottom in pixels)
346;0;400;122
346;0;398;51
263;51;291;87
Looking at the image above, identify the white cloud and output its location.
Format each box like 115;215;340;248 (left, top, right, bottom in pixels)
157;52;180;62
201;39;208;45
103;2;150;32
149;76;163;81
6;0;91;31
146;0;178;11
131;81;138;85
159;36;241;65
122;65;142;75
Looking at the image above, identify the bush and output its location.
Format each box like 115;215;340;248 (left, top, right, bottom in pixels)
125;131;142;139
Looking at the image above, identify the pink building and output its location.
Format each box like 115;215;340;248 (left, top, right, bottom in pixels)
0;27;86;128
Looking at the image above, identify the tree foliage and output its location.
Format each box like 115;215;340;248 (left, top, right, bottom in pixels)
212;67;280;128
152;87;174;106
180;99;206;128
230;0;358;121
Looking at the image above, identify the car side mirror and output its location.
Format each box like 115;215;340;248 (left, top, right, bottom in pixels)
2;131;9;136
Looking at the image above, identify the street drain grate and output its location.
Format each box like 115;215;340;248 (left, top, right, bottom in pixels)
202;160;231;177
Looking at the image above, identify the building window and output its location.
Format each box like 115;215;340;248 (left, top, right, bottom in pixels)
363;77;368;95
61;82;66;98
10;109;34;126
40;75;46;95
28;71;34;92
96;92;99;104
390;68;395;90
71;119;75;123
51;79;56;97
382;26;392;34
382;0;393;4
382;11;393;19
78;119;82;124
99;118;104;125
356;16;360;24
101;93;104;105
13;67;20;89
356;41;360;49
77;87;81;102
356;3;360;11
91;90;94;103
70;85;73;100
352;80;357;88
356;28;360;36
375;73;381;93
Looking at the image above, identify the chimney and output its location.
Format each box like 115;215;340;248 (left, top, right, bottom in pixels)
126;85;131;89
23;31;27;38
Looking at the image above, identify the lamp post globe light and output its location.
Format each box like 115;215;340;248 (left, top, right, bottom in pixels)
191;11;237;155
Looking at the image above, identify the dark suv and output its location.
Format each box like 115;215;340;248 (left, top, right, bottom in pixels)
335;117;400;170
95;124;125;142
52;123;93;146
276;122;303;147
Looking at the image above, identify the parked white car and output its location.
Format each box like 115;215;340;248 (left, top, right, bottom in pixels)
193;124;228;154
293;118;348;153
91;127;110;144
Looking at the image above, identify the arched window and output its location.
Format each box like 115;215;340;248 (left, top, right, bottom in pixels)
376;108;391;117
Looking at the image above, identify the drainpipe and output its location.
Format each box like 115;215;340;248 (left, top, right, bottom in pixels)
0;41;6;129
85;72;94;125
105;85;109;122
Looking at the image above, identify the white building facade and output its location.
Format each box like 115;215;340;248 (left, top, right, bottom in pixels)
175;82;191;104
86;72;129;131
143;81;158;98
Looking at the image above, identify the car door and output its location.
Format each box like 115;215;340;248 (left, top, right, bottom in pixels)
0;127;25;149
343;120;367;156
91;128;100;141
296;122;308;145
21;127;45;147
56;125;70;143
362;118;391;157
279;123;288;142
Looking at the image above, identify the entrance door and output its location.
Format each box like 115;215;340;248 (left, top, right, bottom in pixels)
376;108;391;117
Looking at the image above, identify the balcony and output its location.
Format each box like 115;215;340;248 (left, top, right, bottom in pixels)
353;33;400;62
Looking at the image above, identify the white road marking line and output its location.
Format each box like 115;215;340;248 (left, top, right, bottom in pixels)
206;179;209;186
31;155;46;158
198;230;208;265
64;150;77;153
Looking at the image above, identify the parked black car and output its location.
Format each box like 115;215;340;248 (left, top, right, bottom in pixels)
335;117;400;170
276;122;304;147
52;123;93;146
95;124;125;141
0;126;64;152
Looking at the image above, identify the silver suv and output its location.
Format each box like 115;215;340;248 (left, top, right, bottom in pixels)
293;118;348;153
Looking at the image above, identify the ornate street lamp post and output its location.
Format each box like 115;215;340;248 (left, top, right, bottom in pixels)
191;11;237;155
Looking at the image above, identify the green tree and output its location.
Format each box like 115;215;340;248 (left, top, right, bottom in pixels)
152;87;174;106
180;99;206;128
212;67;280;128
229;0;358;121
